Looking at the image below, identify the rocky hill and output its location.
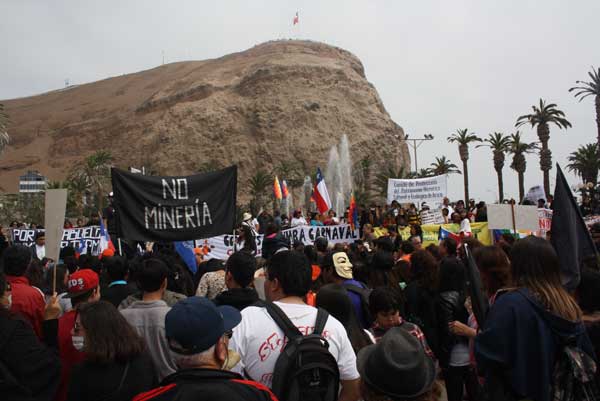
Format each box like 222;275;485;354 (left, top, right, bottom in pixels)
0;40;410;199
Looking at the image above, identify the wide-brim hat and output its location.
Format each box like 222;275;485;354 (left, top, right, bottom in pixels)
243;212;252;221
357;327;436;399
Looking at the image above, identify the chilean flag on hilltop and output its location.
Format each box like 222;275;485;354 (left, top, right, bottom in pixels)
313;167;332;214
293;11;299;25
99;216;116;254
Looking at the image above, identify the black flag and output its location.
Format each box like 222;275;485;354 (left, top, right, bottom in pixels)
550;164;597;291
111;166;237;241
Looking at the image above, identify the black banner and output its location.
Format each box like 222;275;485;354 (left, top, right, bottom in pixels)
111;166;237;241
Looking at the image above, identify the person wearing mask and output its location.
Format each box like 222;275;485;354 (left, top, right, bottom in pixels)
67;301;157;401
475;236;596;401
357;328;440;401
3;245;45;338
101;256;137;308
133;297;276;401
214;251;259;311
230;250;361;401
0;272;62;400
55;269;101;401
316;283;374;353
120;259;177;381
321;251;371;329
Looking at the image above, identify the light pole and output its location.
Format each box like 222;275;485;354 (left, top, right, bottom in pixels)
404;134;434;172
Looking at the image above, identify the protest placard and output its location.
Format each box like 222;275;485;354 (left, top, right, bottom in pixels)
112;166;237;241
11;226;105;256
44;189;68;263
487;204;539;231
387;175;447;208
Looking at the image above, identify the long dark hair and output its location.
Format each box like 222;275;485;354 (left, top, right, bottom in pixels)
409;250;439;292
510;236;581;321
316;284;372;353
78;301;145;363
473;246;511;297
437;257;466;294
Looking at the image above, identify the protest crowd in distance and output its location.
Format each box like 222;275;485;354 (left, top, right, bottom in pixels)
1;166;599;401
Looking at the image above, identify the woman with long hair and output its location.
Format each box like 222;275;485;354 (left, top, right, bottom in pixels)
316;283;374;353
67;301;157;401
475;236;596;401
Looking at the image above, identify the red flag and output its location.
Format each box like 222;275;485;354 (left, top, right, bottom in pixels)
293;12;299;25
313;167;332;214
348;192;358;230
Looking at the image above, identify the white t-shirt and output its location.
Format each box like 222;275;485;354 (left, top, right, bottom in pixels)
35;244;45;260
230;301;360;388
290;217;307;227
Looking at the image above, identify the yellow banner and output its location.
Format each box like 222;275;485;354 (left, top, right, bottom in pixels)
376;223;491;247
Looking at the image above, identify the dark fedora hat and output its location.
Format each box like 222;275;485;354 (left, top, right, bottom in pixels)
357;327;436;399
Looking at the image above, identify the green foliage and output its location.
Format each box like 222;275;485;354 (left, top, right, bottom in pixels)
515;99;571;130
249;169;271;212
68;150;113;211
429;156;461;175
569;67;600;101
447;128;482;146
567;143;600;185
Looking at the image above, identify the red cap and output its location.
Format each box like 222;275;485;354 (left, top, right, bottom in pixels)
101;248;115;258
66;269;99;297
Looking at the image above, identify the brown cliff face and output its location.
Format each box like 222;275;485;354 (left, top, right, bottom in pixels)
1;40;409;198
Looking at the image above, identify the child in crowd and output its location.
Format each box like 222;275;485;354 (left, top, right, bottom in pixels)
368;287;435;359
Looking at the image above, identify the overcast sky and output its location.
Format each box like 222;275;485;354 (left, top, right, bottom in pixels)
1;0;599;202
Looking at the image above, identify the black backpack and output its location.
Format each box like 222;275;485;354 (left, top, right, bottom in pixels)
342;282;373;326
264;302;340;401
551;336;600;401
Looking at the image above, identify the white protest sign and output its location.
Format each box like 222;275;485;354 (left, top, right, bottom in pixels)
525;185;547;203
195;224;359;260
387;175;447;209
420;210;445;225
487;204;540;231
44;189;68;262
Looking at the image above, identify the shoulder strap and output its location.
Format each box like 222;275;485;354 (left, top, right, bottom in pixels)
313;308;329;336
265;302;303;340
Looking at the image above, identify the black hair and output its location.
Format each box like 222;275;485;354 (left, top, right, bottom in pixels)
0;271;7;297
266;250;311;297
374;237;394;253
78;254;102;275
315;237;328;253
369;287;401;316
304;245;318;264
104;256;129;282
1;245;32;276
34;231;45;241
441;237;458;257
316;284;372;353
579;268;600;313
138;258;169;293
46;265;68;295
400;240;415;255
71;288;96;307
226;251;256;288
438;257;466;293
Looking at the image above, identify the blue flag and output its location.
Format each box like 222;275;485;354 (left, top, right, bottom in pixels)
174;241;198;275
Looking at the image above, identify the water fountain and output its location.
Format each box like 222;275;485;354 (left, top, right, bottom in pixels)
325;134;353;215
302;176;313;212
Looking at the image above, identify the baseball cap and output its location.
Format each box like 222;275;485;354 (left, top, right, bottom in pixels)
165;297;241;355
66;269;99;298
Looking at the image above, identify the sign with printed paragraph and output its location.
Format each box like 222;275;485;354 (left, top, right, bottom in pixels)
387;175;447;208
111;166;237;241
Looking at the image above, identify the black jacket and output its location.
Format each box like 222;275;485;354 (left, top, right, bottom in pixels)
0;313;61;401
133;368;277;401
214;288;259;311
67;353;157;401
436;290;469;368
101;283;137;308
405;282;440;359
261;234;290;260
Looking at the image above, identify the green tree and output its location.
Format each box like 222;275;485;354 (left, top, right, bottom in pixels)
429;156;461;176
248;169;271;214
196;160;222;174
508;131;538;202
447;129;481;202
374;166;410;198
516;99;571;197
477;132;511;202
354;156;373;205
0;104;10;156
567;143;600;186
569;67;600;150
69;150;113;211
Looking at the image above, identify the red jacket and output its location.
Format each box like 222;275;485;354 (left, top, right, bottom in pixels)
55;309;86;401
7;275;45;338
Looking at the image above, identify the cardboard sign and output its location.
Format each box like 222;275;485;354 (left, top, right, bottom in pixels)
487;204;539;231
44;189;68;262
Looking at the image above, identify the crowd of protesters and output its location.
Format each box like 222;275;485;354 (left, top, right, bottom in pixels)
0;194;599;401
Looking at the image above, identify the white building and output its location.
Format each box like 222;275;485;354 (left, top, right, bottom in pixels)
18;170;47;193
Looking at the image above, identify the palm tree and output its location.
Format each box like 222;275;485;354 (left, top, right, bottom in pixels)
447;129;481;202
248;169;271;212
374;165;410;198
516;99;571;197
429;156;461;176
567;143;600;186
569;67;600;150
354;156;373;205
413;168;433;178
477;132;511;202
508;131;538;202
0;103;10;156
69;150;113;211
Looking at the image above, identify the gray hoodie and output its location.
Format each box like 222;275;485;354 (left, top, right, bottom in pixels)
120;299;177;381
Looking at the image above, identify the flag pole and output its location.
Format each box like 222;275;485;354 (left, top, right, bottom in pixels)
52;262;57;294
117;238;123;256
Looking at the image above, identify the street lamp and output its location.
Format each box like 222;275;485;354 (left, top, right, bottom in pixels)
404;133;434;172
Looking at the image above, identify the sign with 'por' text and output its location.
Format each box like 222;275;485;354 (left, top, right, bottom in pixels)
111;166;237;241
387;175;447;208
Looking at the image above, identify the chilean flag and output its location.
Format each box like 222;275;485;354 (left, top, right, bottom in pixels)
313;167;332;214
99;217;116;254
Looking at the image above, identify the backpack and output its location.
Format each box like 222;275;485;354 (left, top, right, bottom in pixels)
551;337;600;401
342;282;373;327
264;302;340;401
